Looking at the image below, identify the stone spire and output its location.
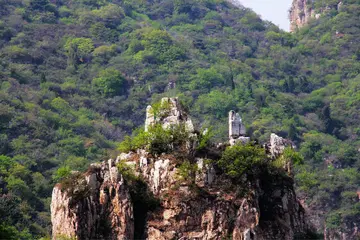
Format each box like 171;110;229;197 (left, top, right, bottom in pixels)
228;110;249;146
145;105;155;132
228;110;246;139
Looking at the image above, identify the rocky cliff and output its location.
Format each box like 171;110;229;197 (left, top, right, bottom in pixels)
324;224;360;240
289;0;316;32
51;160;134;239
51;98;310;240
289;0;344;32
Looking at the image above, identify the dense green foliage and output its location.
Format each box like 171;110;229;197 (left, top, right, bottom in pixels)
176;160;199;184
0;0;360;237
118;123;190;155
218;144;267;179
272;147;304;169
117;160;138;183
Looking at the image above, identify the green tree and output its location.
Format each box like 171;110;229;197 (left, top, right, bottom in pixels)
53;166;71;182
93;45;117;64
0;224;20;240
0;155;14;174
190;67;224;92
64;38;94;67
218;144;266;179
92;3;125;28
92;68;127;97
90;23;118;42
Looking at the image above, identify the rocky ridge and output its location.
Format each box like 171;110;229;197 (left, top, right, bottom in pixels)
51;98;309;239
289;0;343;32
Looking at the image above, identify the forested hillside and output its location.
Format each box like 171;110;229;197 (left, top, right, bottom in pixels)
0;0;359;238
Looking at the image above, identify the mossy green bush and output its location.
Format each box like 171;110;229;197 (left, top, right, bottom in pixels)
196;127;214;151
117;160;138;182
326;212;342;229
176;160;199;184
149;100;172;120
271;147;304;169
59;172;90;206
217;144;266;179
118;123;191;155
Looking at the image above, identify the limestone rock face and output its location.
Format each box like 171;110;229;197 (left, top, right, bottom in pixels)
229;110;246;139
116;151;307;240
289;0;315;32
145;105;155;132
145;97;194;133
289;0;343;32
269;133;294;158
51;159;134;240
229;110;249;146
51;149;307;240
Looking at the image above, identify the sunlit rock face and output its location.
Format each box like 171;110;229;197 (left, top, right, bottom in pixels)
229;110;250;146
289;0;316;32
268;133;294;158
51;159;134;240
289;0;343;32
145;97;194;133
51;151;307;240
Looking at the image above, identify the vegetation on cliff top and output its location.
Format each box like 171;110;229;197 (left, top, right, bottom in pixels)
118;123;192;155
0;0;360;237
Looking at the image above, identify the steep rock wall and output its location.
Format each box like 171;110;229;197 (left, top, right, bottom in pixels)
289;0;317;32
133;151;307;240
289;0;343;32
51;99;308;239
51;150;308;240
51;159;134;240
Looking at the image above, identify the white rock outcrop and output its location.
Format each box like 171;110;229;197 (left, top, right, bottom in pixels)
145;97;194;133
229;110;250;146
289;0;316;32
269;133;294;158
289;0;342;32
